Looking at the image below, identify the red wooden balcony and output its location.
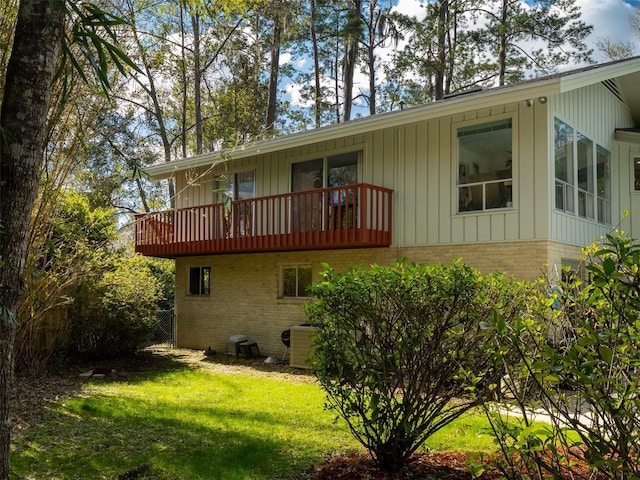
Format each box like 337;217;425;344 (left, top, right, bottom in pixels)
135;183;393;258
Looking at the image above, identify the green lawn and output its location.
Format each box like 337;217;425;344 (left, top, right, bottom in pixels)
10;354;498;479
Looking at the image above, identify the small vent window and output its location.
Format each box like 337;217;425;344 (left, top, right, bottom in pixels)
602;79;624;103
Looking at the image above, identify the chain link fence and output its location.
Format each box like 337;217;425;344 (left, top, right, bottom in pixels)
146;308;175;348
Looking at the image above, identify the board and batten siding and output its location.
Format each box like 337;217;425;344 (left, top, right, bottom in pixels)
174;156;260;209
174;99;554;249
549;82;635;247
619;141;640;237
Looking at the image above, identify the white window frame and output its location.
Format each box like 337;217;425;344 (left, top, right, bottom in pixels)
280;264;312;299
456;118;514;213
290;151;361;192
214;169;256;203
189;266;211;296
553;117;611;225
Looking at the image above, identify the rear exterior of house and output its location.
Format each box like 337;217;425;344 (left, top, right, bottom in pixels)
137;58;640;358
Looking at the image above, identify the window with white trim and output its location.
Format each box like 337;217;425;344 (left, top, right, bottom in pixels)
554;118;611;224
554;118;575;213
189;266;210;295
215;170;255;203
457;119;513;212
597;146;611;224
634;156;640;192
281;265;312;298
291;151;359;192
577;133;594;219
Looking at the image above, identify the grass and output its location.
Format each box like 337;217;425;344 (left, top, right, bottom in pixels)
10;355;499;479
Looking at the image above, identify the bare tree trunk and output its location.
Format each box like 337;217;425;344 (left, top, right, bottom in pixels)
310;0;322;128
334;16;341;124
266;17;281;133
498;0;508;86
342;0;361;122
367;0;376;115
0;1;64;477
128;4;176;208
179;4;188;159
191;11;203;154
445;1;457;95
435;0;448;100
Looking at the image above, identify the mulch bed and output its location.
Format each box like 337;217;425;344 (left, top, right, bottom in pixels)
306;450;607;480
307;452;502;480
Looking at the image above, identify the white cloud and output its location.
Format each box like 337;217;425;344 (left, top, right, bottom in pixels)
576;0;638;61
281;0;639;113
392;0;426;20
285;83;313;108
279;51;292;66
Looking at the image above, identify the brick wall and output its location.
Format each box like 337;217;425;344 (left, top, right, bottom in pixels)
174;240;580;357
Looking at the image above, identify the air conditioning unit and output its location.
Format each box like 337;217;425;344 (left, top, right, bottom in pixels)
289;324;317;369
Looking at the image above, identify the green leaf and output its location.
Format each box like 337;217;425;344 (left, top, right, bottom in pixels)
1;305;18;328
598;345;613;363
602;258;616;276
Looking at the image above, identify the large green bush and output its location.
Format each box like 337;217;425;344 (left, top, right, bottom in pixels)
68;255;162;357
306;261;527;471
19;190;169;366
484;231;640;480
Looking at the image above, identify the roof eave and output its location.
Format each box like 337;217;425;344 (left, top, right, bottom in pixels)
145;79;561;181
558;57;640;93
615;128;640;144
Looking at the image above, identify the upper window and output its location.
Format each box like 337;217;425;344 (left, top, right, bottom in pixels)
634;157;640;192
189;266;210;295
291;152;359;192
281;265;312;298
215;170;255;203
457;119;513;212
554;118;611;224
597;146;611;224
554;119;575;213
577;133;594;219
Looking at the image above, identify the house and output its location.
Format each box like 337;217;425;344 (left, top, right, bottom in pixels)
136;57;640;359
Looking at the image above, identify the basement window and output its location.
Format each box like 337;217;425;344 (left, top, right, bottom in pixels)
189;266;211;295
281;265;312;298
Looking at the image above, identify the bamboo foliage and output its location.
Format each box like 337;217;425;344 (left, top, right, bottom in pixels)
16;65;113;372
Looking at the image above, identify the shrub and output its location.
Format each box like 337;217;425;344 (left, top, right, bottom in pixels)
484;231;640;480
68;255;162;357
306;261;525;471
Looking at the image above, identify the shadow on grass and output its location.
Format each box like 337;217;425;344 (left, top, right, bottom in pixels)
89;347;317;385
11;374;337;480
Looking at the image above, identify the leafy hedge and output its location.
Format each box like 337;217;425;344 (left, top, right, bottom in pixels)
306;260;529;471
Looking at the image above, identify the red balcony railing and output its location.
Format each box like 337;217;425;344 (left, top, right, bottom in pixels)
135;183;393;257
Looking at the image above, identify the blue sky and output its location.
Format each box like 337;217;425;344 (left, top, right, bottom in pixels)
282;0;639;113
393;0;639;64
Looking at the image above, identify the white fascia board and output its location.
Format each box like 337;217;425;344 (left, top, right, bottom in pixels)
615;129;640;144
558;58;640;93
145;79;561;181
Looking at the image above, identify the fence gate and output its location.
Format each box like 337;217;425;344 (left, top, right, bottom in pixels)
146;308;175;348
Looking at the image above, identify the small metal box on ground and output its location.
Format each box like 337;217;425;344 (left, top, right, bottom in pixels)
289;325;317;369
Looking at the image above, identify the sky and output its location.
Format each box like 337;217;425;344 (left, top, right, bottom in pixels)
282;0;639;115
576;0;639;61
392;0;639;64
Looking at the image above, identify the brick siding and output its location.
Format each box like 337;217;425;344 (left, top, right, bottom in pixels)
175;240;581;357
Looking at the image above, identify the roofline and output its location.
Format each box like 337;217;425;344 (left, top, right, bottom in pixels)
145;57;640;180
615;128;640;144
146;79;559;180
558;56;640;92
